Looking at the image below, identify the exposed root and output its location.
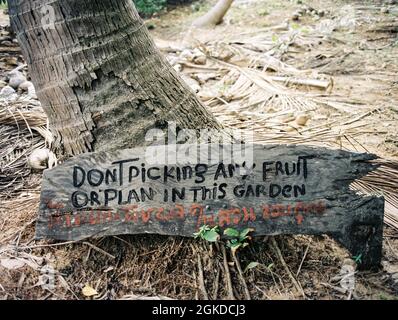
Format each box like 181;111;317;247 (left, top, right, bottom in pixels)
220;243;235;300
232;252;251;300
270;237;306;299
192;0;234;28
193;245;209;300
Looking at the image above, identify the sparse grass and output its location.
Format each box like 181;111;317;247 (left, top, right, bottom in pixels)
134;0;166;17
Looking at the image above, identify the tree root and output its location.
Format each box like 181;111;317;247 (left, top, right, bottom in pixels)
220;243;235;300
196;253;209;300
270;237;306;299
192;0;234;28
212;265;220;299
232;252;251;300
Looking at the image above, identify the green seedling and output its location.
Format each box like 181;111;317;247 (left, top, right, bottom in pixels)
223;227;254;255
193;225;220;242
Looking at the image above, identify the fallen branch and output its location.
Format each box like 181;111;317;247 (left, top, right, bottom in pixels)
268;76;332;90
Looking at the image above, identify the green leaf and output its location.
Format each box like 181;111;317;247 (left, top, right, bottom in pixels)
258;9;269;16
240;228;254;238
244;262;260;273
210;226;220;233
193;225;211;238
224;228;240;238
193;231;201;239
202;230;220;242
230;242;241;249
301;27;309;34
239;236;249;242
353;253;362;264
227;239;240;249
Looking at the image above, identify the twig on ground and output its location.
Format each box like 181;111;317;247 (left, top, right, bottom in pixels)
15;240;78;250
296;243;310;277
83;242;115;260
112;236;134;247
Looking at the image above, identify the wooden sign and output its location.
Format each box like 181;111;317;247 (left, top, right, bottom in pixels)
36;144;384;269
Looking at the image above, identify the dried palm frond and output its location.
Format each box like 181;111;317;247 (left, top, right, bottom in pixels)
0;100;47;128
352;159;398;230
0;98;52;198
0;125;42;195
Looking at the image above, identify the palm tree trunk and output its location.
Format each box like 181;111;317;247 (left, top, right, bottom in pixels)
8;0;222;156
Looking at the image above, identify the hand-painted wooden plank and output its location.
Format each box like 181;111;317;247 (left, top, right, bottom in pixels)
36;144;384;269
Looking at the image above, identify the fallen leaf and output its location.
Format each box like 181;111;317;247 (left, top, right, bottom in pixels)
82;284;98;297
244;261;261;273
1;258;26;270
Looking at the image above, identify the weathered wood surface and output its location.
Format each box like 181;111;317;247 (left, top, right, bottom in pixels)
8;0;222;156
36;144;384;269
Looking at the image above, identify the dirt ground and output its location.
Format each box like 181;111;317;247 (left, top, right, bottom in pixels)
1;0;398;300
148;0;398;157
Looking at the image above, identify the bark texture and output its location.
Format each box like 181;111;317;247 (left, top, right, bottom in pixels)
8;0;222;156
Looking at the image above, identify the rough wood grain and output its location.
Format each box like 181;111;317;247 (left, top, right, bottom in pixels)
36;144;384;269
8;0;222;156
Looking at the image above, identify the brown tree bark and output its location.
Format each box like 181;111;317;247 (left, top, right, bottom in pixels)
8;0;222;157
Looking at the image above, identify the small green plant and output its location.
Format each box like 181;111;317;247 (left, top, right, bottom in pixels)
244;261;273;273
352;253;362;264
300;27;310;34
223;227;254;254
133;0;166;17
258;9;269;17
271;34;279;43
244;261;260;272
379;293;398;300
0;1;7;10
193;225;220;242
